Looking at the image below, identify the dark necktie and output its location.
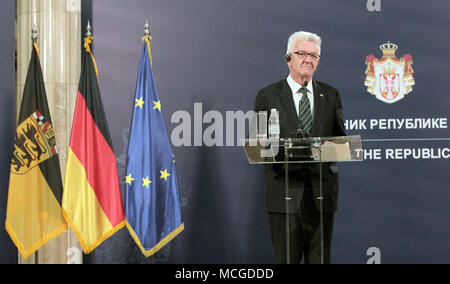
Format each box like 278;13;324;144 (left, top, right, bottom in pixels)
298;86;312;136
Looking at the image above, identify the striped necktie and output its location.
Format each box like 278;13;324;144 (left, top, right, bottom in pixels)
298;86;312;136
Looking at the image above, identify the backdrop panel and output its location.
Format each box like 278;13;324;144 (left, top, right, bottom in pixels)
90;0;449;263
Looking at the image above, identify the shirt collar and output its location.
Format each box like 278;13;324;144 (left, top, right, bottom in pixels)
287;75;313;95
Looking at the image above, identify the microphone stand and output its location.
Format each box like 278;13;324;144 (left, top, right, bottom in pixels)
284;138;292;264
311;139;324;264
299;80;324;264
285;80;326;264
293;132;324;265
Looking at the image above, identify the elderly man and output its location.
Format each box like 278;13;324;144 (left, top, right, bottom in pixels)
253;31;346;264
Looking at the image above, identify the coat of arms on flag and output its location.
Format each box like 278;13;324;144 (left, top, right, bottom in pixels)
11;111;57;173
6;41;67;258
364;41;415;104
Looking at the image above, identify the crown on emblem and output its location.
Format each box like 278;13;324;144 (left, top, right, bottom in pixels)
381;62;396;75
379;41;398;57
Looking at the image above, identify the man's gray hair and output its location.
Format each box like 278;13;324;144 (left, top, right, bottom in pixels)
286;31;322;55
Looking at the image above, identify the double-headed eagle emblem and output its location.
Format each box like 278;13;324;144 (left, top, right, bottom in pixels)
365;42;415;104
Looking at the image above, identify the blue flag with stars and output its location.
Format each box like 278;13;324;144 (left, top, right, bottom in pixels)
125;36;184;257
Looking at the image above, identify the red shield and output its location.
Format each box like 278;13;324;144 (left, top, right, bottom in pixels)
379;73;400;99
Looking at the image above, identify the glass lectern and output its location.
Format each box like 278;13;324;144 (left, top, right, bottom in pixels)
243;135;363;264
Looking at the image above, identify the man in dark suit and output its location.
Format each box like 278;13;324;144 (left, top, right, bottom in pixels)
253;31;346;264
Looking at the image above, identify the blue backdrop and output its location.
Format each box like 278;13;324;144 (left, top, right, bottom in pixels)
1;0;449;264
90;0;450;264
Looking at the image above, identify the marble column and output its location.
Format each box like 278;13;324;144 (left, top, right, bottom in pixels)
16;0;82;264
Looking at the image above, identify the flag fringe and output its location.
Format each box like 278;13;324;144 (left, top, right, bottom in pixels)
5;220;67;259
125;220;184;257
62;208;125;254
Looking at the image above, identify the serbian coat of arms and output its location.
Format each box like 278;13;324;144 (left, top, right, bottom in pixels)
364;41;415;104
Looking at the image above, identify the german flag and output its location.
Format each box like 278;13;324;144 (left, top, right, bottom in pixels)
5;43;67;258
62;36;125;254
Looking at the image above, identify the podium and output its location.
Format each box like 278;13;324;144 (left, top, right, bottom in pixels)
243;135;363;264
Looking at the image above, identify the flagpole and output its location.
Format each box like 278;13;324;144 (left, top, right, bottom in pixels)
144;20;155;265
31;24;39;265
85;20;97;265
143;20;153;66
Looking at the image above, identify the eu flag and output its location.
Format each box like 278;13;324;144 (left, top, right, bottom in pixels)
125;35;184;257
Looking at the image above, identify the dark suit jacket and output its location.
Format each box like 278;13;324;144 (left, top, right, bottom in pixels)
254;79;346;213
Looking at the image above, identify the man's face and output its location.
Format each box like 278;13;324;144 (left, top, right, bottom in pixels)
288;40;320;81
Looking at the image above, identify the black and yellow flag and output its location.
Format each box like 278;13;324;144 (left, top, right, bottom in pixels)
5;43;67;258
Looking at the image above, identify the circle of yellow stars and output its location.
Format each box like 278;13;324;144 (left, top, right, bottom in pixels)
125;169;171;189
135;97;161;112
126;95;170;188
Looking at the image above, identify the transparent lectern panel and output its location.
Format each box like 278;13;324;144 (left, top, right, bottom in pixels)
243;135;363;164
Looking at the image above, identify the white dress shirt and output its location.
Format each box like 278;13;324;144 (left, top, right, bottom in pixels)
286;75;314;119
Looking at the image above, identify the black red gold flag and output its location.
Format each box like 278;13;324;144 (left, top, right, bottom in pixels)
62;36;125;254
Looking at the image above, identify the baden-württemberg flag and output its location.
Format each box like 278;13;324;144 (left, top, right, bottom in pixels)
125;35;184;257
62;36;125;254
5;43;67;258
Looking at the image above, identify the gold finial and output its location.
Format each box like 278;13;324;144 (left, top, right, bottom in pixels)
31;24;38;43
86;20;92;37
142;20;153;66
144;20;150;37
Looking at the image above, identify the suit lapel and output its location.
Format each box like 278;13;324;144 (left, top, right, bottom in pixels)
278;80;298;131
311;80;325;137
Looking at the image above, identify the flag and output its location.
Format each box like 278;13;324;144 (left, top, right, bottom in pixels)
125;35;184;257
62;36;125;254
5;43;67;258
